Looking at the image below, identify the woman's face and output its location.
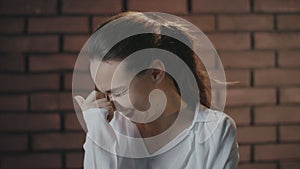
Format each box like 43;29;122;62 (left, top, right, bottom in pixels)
90;59;155;113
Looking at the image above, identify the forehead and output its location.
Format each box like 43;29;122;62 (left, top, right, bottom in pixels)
90;60;130;93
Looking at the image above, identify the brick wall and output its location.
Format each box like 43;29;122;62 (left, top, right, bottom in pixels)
0;0;299;168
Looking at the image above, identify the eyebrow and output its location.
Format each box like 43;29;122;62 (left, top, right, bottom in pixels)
95;83;126;94
104;86;125;94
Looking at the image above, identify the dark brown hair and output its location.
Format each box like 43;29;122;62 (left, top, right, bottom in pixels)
87;11;212;109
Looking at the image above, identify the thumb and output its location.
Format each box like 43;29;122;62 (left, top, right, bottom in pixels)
74;95;85;108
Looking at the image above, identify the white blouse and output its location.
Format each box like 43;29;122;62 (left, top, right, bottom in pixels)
82;105;239;169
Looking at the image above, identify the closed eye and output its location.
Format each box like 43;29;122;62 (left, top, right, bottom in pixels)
112;87;128;97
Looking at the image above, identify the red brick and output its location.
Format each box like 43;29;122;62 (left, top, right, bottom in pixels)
225;70;250;87
0;0;56;15
278;50;300;68
0;95;27;111
28;17;89;33
0;74;60;92
64;73;86;90
255;33;300;49
219;15;273;31
281;87;300;104
0;134;28;151
200;55;216;70
32;132;85;150
0;113;60;131
192;0;250;13
238;163;277;169
0;36;59;52
278;15;300;30
254;0;300;12
64;73;73;90
0;53;24;72
66;55;90;73
181;15;215;32
255;144;300;161
1;153;61;169
64;35;89;52
0;18;24;33
29;54;77;72
64;72;95;90
281;161;300;169
128;0;187;14
255;106;300;124
62;0;122;14
238;126;276;144
224;107;251;125
207;33;250;50
220;51;275;69
226;88;276;106
66;152;83;168
93;16;112;32
280;125;300;142
254;69;300;86
239;145;251;162
65;112;83;130
30;92;74;111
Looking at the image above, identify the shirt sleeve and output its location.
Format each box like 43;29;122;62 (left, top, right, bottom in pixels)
202;111;240;169
219;115;240;169
82;108;118;169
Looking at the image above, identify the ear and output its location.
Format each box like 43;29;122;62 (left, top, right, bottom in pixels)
149;59;165;84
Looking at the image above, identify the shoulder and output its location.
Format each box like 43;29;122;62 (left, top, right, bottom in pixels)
195;108;237;144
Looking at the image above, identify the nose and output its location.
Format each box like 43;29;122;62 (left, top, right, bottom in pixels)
111;100;130;113
111;100;121;109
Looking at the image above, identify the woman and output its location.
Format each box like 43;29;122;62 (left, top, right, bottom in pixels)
74;11;239;169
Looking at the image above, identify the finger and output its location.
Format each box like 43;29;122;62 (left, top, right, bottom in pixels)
93;99;112;108
103;105;114;112
96;91;106;100
105;106;115;122
84;101;112;111
107;111;114;122
85;90;98;103
74;95;85;108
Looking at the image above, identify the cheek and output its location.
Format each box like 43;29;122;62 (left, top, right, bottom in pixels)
128;79;152;111
112;89;150;112
114;94;132;109
111;85;150;110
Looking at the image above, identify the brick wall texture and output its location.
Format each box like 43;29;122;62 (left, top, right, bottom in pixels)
0;0;300;169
